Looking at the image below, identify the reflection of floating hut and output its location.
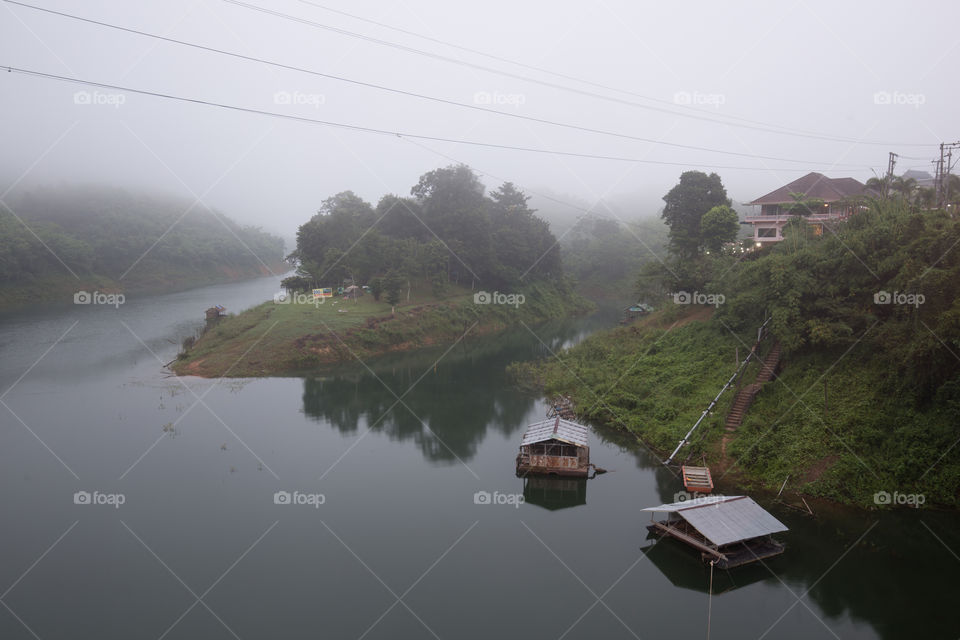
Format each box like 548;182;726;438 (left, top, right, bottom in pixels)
640;536;770;594
522;475;587;511
516;417;591;477
642;495;788;569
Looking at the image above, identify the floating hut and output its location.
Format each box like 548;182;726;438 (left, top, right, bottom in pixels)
204;305;227;321
643;495;787;569
516;417;591;477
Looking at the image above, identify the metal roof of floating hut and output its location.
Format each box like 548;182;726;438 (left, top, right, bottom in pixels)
516;417;592;478
643;495;788;568
520;417;589;447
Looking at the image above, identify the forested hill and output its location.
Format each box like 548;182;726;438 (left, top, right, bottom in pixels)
0;185;286;305
286;165;563;294
514;197;960;507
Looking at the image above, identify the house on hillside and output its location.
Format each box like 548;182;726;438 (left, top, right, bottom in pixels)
902;169;935;188
744;172;876;244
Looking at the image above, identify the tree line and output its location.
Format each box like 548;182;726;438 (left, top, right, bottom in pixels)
284;165;563;300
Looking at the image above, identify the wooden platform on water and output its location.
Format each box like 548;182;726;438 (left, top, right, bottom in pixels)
647;521;785;569
681;465;714;493
642;495;788;569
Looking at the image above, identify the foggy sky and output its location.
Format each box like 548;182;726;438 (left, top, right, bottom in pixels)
2;0;957;240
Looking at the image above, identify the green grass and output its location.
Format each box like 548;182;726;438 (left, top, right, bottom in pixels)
510;307;960;508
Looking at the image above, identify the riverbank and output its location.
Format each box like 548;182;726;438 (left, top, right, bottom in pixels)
173;281;594;378
508;304;960;509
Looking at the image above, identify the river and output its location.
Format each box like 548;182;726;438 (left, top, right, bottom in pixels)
0;275;956;639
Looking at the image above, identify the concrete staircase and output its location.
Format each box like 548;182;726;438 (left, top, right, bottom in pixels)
725;341;781;430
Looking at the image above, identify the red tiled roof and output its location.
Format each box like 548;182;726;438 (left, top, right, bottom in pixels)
748;172;873;205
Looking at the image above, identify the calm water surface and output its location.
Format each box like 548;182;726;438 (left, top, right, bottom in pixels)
1;276;956;639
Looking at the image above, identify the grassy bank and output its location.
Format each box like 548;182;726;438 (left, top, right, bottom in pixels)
173;281;593;377
508;305;960;509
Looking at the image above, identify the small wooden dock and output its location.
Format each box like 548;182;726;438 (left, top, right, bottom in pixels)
681;465;714;493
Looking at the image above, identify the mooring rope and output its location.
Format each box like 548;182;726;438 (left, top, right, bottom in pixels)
707;560;715;640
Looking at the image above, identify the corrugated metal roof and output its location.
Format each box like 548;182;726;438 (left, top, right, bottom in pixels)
520;417;589;447
643;496;788;546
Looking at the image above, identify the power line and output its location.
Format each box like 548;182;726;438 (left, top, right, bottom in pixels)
294;0;840;134
222;0;933;148
3;0;875;168
3;64;876;173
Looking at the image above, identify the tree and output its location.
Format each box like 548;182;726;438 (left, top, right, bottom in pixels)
369;277;383;301
661;172;731;260
700;205;739;253
384;272;403;307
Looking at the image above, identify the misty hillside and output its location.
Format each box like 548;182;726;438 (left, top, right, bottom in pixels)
0;185;285;303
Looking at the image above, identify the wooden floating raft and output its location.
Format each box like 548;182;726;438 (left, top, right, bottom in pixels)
643;495;788;569
681;465;714;493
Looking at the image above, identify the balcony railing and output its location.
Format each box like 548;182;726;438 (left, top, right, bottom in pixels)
744;212;847;223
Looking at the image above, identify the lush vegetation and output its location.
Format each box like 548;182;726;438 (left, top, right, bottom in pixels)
511;173;960;508
174;280;591;377
0;185;285;305
285;165;562;296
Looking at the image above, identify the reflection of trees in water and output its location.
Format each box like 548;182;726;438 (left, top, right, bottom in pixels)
300;312;611;463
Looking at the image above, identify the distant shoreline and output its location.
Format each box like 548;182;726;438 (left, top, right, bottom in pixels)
0;263;290;312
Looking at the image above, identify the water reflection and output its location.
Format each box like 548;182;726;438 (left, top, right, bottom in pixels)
301;310;619;464
522;475;588;511
641;537;770;594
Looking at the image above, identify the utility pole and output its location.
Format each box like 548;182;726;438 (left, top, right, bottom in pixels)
936;142;960;209
884;152;897;199
936;143;946;207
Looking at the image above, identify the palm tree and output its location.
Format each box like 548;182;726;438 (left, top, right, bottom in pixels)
890;176;918;201
866;176;889;197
